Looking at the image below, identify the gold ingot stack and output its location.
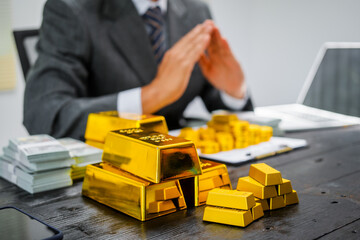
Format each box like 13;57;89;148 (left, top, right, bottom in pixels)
82;128;204;221
180;113;273;154
82;162;186;221
236;163;299;211
203;189;264;227
178;127;200;147
84;111;168;149
179;159;232;207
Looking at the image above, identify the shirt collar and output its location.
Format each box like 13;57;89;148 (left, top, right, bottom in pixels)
132;0;168;16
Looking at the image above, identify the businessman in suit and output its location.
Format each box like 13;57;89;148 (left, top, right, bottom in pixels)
24;0;253;140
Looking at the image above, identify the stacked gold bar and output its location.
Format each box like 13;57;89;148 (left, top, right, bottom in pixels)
194;159;232;206
84;112;168;149
82;162;186;221
82;127;204;221
236;163;299;211
179;113;273;154
203;189;264;227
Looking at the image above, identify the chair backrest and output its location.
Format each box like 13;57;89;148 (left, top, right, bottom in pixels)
13;29;39;80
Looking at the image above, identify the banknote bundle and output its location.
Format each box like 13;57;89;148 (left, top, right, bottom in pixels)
0;135;74;193
58;138;102;179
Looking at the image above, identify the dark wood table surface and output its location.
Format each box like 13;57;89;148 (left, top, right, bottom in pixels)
1;126;360;239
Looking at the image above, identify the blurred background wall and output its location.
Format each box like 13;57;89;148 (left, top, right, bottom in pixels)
1;0;360;148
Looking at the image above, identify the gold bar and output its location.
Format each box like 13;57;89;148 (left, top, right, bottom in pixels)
203;206;253;227
269;195;286;210
236;176;277;199
155;186;181;201
198;128;216;141
212;113;239;123
178;127;200;146
277;178;293;195
206;189;256;210
249;163;283;186
194;159;232;206
284;190;299;206
82;163;187;221
199;190;210;203
251;202;264;220
102;128;202;183
255;198;269;211
148;200;176;214
198;175;223;191
85;111;168;143
215;132;234;151
85;139;104;149
198;140;220;154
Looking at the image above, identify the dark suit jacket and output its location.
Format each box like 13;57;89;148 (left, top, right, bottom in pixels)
24;0;253;140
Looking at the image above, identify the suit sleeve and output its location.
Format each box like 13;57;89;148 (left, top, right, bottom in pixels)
24;0;117;140
197;2;254;112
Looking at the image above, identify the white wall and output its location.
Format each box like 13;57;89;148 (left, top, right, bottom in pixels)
1;0;360;148
0;0;46;149
207;0;360;106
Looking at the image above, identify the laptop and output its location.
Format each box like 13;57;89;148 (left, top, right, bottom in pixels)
255;42;360;132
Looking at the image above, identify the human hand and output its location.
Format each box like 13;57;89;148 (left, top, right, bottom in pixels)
199;24;246;99
142;20;214;113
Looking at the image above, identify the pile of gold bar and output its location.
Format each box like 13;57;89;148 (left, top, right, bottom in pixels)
84;112;168;149
203;163;298;227
236;163;299;211
179;113;273;154
82;112;233;221
192;159;232;206
203;188;264;227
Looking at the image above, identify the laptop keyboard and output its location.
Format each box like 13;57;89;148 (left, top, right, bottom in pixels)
279;110;335;122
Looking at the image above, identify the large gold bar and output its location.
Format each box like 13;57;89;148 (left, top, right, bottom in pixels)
82;163;187;221
102;128;202;183
85;112;168;144
85;139;104;149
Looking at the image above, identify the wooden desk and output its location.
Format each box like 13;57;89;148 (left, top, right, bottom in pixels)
1;126;360;239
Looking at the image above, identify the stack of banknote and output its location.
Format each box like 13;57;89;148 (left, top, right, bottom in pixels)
58;138;102;180
0;135;103;193
0;135;74;194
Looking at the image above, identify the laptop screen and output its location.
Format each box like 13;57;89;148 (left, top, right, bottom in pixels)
303;48;360;117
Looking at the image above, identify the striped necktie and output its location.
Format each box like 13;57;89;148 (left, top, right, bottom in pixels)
142;7;166;64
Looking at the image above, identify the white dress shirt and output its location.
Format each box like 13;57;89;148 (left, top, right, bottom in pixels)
117;0;248;115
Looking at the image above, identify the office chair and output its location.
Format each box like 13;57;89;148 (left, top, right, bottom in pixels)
13;29;39;80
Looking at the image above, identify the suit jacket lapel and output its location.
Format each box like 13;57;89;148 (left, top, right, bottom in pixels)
102;0;157;85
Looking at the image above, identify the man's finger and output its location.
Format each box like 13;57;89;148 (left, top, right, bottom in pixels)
186;34;211;64
175;21;212;50
199;53;211;72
